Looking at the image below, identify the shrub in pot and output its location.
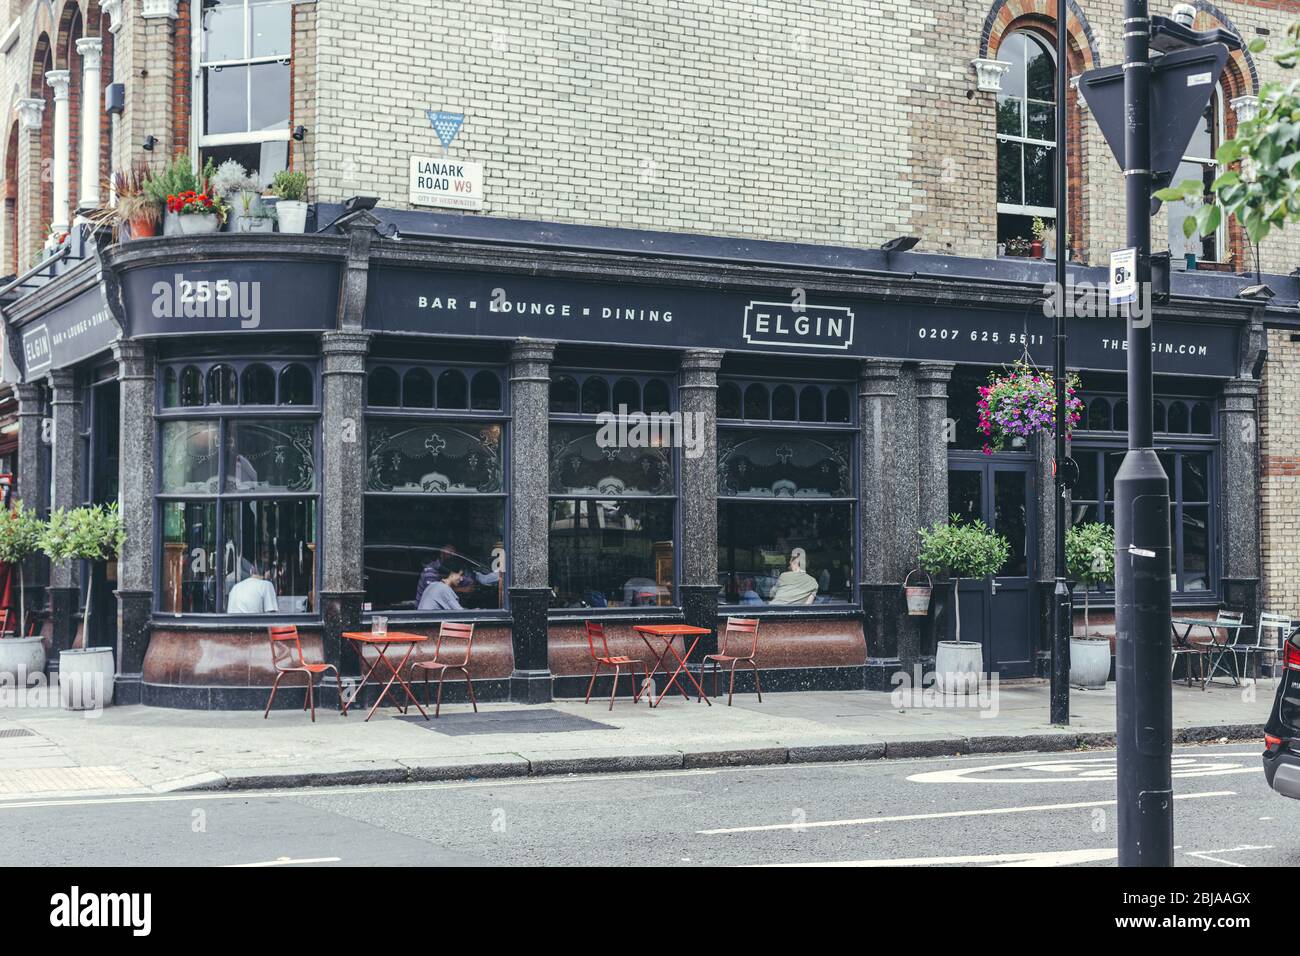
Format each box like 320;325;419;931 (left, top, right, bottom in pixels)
1066;521;1115;689
918;515;1010;692
271;169;309;233
143;155;215;236
110;163;163;240
0;502;47;680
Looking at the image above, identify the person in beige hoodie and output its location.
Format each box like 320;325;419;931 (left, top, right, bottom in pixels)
769;548;819;605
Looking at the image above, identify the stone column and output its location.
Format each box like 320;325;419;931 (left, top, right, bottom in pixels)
678;349;722;654
1034;431;1062;676
45;70;71;236
76;38;103;210
319;330;370;676
1220;377;1261;627
15;382;50;638
15;98;44;269
114;341;154;702
508;339;556;703
46;367;82;655
915;362;954;660
858;359;905;684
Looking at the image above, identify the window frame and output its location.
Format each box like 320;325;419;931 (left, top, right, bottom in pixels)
996;29;1058;221
363;361;510;618
1167;85;1227;264
154;355;321;620
716;374;859;610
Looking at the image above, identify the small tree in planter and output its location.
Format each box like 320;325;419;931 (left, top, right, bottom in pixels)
0;502;45;635
1066;522;1115;638
918;515;1010;644
39;504;126;648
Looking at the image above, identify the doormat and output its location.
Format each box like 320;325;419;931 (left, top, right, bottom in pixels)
396;708;616;736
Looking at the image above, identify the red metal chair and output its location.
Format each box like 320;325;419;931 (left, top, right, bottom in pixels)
703;617;762;706
0;609;10;637
584;620;646;710
263;624;343;722
412;622;477;718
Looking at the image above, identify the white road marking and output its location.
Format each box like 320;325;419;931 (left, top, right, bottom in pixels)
226;856;342;867
697;790;1236;835
1184;844;1274;867
759;847;1120;867
908;754;1263;784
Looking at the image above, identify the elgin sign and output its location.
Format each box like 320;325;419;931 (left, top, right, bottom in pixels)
409;156;484;210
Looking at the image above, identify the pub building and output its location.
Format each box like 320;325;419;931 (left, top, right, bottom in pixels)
0;205;1272;708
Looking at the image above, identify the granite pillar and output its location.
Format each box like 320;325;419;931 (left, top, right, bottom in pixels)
915;362;953;660
47;368;82;656
14;381;49;639
678;349;723;654
1034;430;1061;675
508;339;556;702
319;329;370;676
114;341;154;701
858;359;905;685
1220;377;1261;627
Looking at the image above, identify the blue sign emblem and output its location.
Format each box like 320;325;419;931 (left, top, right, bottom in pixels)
427;110;465;149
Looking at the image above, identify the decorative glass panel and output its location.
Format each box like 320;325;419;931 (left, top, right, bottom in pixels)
1191;401;1212;434
159;501;217;614
718;500;853;604
548;498;675;608
163;367;179;408
364;497;505;611
221;497;316;613
225;419;316;492
366;421;503;494
549;424;672;496
718;430;851;498
206;364;237;405
1087;397;1111;431
1167;401;1189;433
161;420;221;493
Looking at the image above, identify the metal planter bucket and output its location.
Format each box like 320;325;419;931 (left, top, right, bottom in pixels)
903;570;932;616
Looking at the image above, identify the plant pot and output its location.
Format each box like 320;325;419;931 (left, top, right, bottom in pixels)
127;216;159;240
0;635;46;684
178;213;221;235
59;647;115;710
1042;239;1054;259
1030;240;1043;258
276;200;308;233
1070;636;1111;690
934;640;983;694
162;209;181;235
903;569;932;616
234;215;275;233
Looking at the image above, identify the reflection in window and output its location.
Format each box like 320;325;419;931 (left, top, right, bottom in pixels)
368;367;400;407
1154;400;1167;432
717;431;851;498
225;420;316;493
366;422;503;494
163;367;179;408
206;365;237;405
403;368;434;409
612;377;640;412
548;499;675;608
179;366;203;407
550;375;578;413
471;371;502;411
718;500;853;604
549;424;672;496
1087;397;1111;431
161;420;221;493
826;387;851;424
1167;401;1189;433
363;498;505;611
772;385;797;421
643;378;670;414
581;377;609;415
437;369;468;409
996;30;1056;246
799;386;824;422
1191;401;1212;434
222;498;316;614
1166;87;1224;264
160;501;216;614
744;383;769;419
718;383;742;419
279;363;314;406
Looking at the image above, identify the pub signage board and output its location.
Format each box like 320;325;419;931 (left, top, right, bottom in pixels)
122;260;341;338
366;267;1242;377
8;280;119;381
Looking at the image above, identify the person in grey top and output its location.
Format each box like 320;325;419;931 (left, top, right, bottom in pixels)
417;567;465;611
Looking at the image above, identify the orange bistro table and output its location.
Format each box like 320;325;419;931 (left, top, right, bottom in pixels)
632;623;713;708
341;631;429;721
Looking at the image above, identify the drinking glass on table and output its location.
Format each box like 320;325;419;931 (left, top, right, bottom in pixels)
372;615;388;636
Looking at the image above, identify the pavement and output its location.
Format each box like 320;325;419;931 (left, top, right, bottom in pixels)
0;675;1274;800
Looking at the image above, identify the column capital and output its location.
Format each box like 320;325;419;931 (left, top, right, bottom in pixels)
509;338;556;365
321;329;372;356
15;98;44;131
916;361;955;398
45;70;71;100
1221;376;1261;400
75;37;103;70
679;348;724;373
102;0;125;33
15;381;44;408
113;339;155;378
141;0;180;18
47;367;77;392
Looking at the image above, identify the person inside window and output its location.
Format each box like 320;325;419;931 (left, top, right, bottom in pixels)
418;566;466;611
226;555;279;614
769;548;819;605
415;543;458;606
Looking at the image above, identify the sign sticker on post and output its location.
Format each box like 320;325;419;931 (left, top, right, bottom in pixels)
1109;248;1137;305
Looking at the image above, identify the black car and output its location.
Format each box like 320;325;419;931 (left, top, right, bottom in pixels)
1263;627;1300;800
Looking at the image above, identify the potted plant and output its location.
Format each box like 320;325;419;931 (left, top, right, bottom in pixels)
918;515;1010;692
976;360;1083;455
167;188;226;235
40;504;126;710
232;181;275;233
1005;237;1031;257
1066;522;1115;689
0;502;47;680
270;169;309;233
1032;217;1050;258
144;155;216;235
111;163;163;240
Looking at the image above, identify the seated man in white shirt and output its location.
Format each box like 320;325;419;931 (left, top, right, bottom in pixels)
226;560;279;615
417;567;465;611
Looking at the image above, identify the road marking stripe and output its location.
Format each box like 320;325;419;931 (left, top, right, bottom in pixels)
758;847;1121;867
1184;844;1274;867
226;856;342;867
697;789;1236;835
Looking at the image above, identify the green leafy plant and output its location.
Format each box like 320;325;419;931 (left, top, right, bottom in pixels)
0;502;45;635
1066;522;1115;639
1155;28;1300;245
40;504;126;648
142;154;214;208
271;169;308;202
918;515;1010;643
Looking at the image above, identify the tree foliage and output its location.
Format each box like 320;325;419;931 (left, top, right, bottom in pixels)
917;515;1010;580
1066;522;1115;586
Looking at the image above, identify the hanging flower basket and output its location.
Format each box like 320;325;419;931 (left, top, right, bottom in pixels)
976;359;1083;455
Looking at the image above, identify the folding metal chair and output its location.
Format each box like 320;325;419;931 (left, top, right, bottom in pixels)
412;622;478;718
583;620;645;711
703;617;762;706
263;624;343;722
1248;613;1294;687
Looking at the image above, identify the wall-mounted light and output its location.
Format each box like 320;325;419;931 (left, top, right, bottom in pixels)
142;135;157;151
292;125;308;141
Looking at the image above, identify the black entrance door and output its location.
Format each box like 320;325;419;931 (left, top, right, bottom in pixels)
946;459;1036;678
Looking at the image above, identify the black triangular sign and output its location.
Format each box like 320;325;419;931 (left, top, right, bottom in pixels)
1079;43;1229;214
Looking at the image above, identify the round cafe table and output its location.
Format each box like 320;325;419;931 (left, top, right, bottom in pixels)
341;630;429;721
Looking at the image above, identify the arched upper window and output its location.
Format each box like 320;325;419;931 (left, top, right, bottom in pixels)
1167;86;1225;264
996;31;1056;247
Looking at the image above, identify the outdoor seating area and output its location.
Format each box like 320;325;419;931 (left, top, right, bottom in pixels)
1170;610;1298;691
265;617;766;722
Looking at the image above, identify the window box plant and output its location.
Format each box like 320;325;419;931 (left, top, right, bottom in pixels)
976;360;1083;455
0;502;47;679
144;155;217;236
1066;521;1115;689
167;190;226;234
918;515;1010;692
111;163;163;240
270;169;309;233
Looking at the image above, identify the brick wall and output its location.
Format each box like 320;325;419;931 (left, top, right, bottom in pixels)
1260;327;1300;614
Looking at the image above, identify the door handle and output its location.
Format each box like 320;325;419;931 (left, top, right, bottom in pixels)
990;580;1001;594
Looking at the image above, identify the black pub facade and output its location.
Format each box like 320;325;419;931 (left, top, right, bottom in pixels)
0;206;1269;708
